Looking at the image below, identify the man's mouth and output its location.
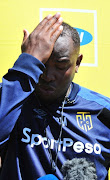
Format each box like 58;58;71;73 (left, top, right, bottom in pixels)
38;84;56;94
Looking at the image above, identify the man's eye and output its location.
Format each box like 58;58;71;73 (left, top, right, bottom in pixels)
55;60;70;70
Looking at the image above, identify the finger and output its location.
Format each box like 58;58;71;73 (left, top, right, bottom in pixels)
33;14;53;33
44;12;61;32
31;13;61;37
22;29;29;43
51;25;63;43
49;17;63;36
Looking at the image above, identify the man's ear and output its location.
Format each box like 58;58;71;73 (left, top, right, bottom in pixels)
75;54;83;73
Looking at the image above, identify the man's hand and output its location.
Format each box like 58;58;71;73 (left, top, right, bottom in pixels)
21;12;63;64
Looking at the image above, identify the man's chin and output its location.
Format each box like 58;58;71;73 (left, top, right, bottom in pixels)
35;89;57;103
38;94;57;104
35;85;68;104
35;91;66;105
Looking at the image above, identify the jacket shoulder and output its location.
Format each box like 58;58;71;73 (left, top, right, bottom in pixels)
78;86;110;110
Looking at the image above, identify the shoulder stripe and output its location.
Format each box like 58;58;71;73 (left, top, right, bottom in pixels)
78;86;110;110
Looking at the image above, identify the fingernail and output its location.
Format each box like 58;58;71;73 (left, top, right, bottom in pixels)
58;25;63;31
55;12;61;18
47;14;52;19
58;17;63;23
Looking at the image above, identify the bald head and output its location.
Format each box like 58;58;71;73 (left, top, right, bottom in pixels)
60;22;80;48
53;22;80;62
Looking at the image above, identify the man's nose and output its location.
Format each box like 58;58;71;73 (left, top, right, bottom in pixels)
41;67;55;82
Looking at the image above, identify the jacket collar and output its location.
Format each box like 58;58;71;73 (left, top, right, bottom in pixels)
65;82;80;104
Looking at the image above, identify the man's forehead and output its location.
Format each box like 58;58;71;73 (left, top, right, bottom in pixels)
53;36;74;58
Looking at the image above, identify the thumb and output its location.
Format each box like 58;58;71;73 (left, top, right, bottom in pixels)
22;29;29;43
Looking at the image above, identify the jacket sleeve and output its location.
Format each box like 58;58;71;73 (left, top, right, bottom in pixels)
0;53;45;144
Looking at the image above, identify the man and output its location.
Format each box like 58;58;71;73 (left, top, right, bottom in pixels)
0;12;110;180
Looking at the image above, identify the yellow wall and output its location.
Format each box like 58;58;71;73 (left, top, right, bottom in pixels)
0;0;110;178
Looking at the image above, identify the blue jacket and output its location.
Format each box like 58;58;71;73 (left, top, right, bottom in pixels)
0;53;110;180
